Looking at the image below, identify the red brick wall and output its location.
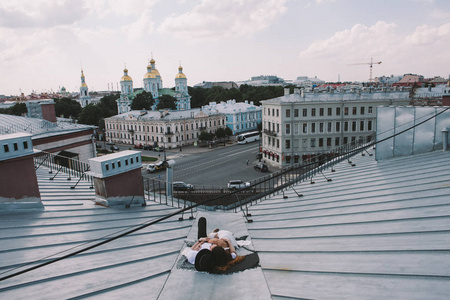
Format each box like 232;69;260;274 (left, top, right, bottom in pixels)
93;168;144;199
0;155;41;199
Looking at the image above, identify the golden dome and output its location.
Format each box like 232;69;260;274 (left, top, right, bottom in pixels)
144;72;156;79
124;67;128;73
81;70;85;78
150;58;155;64
175;65;186;79
121;75;132;81
81;83;88;88
152;69;160;76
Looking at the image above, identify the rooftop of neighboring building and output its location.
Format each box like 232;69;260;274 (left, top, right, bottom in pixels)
106;108;224;122
201;99;261;114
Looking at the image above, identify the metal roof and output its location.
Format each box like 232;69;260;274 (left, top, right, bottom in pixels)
0;114;95;139
0;148;449;299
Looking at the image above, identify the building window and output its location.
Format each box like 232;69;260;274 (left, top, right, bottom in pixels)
23;141;28;149
311;108;316;116
319;108;324;116
286;124;291;135
360;107;365;115
327;122;332;132
3;144;9;153
327;137;332;147
276;139;280;148
319;138;323;147
277;124;280;133
344;121;349;132
343;137;348;144
368;120;373;131
336;107;341;115
336;121;341;132
335;137;340;146
352;107;357;115
268;108;270;116
264;108;266;115
352;121;357;132
276;109;279;117
368;106;373;114
286;109;290;118
344;107;349;115
303;109;307;117
351;136;356;144
125;159;128;166
360;121;365;131
311;123;316;133
311;138;316;147
13;143;18;151
294;109;299;117
286;155;291;163
327;107;332;116
303;123;307;134
319;122;324;133
286;139;291;149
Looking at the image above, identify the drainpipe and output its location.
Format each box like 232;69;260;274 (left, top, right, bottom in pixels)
443;127;449;151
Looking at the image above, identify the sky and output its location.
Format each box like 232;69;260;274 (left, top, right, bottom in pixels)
0;0;449;96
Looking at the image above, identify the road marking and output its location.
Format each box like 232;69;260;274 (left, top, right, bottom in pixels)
225;148;257;157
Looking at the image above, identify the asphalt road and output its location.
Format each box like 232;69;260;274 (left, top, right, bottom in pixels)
140;142;270;188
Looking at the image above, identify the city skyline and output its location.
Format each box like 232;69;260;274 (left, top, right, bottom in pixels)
1;0;449;96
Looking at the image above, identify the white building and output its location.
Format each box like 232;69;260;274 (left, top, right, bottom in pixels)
201;100;262;134
105;109;225;149
261;88;411;168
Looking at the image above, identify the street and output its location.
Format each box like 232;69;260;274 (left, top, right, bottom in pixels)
137;142;269;188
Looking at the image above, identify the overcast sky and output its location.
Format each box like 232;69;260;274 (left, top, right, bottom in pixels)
1;0;449;96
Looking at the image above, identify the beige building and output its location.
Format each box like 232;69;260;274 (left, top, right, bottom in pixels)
105;109;226;149
261;88;411;168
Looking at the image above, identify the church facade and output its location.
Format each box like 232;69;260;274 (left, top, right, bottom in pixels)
78;70;92;108
117;58;191;114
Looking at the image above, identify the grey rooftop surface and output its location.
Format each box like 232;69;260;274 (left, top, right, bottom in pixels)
1;147;450;299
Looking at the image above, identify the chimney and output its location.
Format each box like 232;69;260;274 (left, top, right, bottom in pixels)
87;150;145;207
284;88;290;96
0;133;43;211
41;102;57;122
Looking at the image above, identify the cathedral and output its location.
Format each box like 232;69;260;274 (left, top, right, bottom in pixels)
117;58;191;114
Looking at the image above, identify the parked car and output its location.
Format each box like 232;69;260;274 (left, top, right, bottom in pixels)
253;163;269;172
146;161;165;173
153;147;165;152
106;141;115;146
227;180;251;190
143;145;153;150
110;145;119;151
172;181;194;191
134;144;143;149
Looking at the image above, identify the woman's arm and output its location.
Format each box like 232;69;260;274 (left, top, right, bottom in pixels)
191;237;210;250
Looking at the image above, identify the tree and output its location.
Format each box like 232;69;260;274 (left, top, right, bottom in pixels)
0;103;27;116
157;95;177;110
78;104;103;126
199;131;214;142
54;97;82;119
98;94;119;118
215;127;226;140
131;91;154;110
224;127;233;138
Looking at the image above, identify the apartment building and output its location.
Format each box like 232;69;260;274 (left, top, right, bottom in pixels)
261;88;411;168
105;109;226;149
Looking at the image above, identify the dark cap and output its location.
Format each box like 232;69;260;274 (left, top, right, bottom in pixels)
195;249;215;272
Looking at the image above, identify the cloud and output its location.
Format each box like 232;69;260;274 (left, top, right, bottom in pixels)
298;21;450;81
0;0;86;28
157;0;289;40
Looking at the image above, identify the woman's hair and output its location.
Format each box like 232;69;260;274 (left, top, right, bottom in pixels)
211;246;232;266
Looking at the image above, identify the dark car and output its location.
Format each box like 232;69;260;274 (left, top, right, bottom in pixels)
110;145;119;151
143;145;153;150
172;181;194;191
153;147;165;152
134;144;143;149
254;163;269;172
106;141;115;146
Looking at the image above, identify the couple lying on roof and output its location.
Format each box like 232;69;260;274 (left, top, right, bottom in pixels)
184;217;239;272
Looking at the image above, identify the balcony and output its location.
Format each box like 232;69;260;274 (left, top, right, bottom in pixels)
263;129;277;137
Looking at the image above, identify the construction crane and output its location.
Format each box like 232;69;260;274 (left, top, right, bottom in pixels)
348;57;382;83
